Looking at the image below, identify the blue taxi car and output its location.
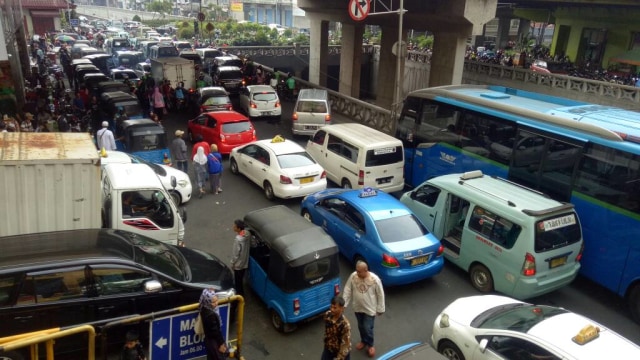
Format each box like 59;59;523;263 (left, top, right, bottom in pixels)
300;188;444;286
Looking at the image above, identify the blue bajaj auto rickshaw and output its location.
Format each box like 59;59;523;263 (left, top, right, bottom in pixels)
243;205;341;332
118;119;170;164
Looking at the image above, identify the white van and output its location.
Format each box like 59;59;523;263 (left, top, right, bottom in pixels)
400;170;584;299
292;88;331;136
306;123;405;192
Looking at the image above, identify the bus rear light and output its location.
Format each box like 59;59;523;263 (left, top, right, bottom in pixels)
522;252;536;276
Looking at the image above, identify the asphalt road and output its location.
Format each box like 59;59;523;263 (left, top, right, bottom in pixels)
161;97;640;359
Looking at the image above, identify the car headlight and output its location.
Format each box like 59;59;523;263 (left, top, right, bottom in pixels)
177;179;188;187
439;313;450;328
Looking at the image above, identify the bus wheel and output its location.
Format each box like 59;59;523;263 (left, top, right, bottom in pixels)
341;179;352;189
470;264;493;293
629;283;640;323
271;309;285;332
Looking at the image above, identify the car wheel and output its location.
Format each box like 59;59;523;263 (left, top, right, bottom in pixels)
438;340;465;360
469;263;493;293
230;158;239;175
628;283;640;323
264;181;275;201
271;309;285;332
301;209;312;222
169;191;181;206
341;179;352;189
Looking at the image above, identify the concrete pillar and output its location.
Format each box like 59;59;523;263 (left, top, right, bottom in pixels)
308;16;329;86
430;31;468;86
376;25;399;109
496;16;511;50
339;22;364;98
517;18;531;42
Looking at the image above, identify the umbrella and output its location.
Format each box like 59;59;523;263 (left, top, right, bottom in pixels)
56;35;75;43
610;49;640;66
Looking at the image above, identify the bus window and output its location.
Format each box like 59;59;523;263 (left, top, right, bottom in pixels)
575;145;640;213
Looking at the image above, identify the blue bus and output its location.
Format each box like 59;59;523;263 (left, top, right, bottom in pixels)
395;85;640;321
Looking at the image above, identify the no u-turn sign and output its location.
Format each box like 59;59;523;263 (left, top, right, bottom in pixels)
349;0;370;21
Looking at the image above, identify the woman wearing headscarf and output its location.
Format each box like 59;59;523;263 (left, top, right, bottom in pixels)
199;289;227;360
193;145;209;198
152;85;166;121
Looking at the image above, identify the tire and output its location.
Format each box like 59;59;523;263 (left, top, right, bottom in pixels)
438;340;465;360
264;181;275;201
229;158;239;175
341;179;352;189
271;309;285;332
469;264;493;293
628;283;640;323
169;191;181;206
301;209;312;222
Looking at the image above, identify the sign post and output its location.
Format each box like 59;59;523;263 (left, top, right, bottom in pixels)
149;304;229;359
348;0;370;21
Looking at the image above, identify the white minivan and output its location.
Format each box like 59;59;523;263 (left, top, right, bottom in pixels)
291;88;331;136
306;123;405;192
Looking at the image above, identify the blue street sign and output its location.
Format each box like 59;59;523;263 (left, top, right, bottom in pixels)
70;19;79;27
149;304;229;360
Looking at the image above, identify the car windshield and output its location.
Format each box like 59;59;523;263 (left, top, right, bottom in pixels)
277;152;316;169
219;70;243;80
222;121;251;134
365;146;403;166
472;303;568;333
375;214;429;243
253;92;277;101
535;213;582;252
203;96;229;105
131;236;188;280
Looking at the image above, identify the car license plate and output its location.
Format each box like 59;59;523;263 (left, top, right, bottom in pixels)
550;256;567;268
377;176;392;184
411;255;430;266
299;176;314;184
262;111;273;116
304;125;318;130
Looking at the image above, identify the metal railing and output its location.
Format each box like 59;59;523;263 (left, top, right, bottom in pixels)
0;325;96;360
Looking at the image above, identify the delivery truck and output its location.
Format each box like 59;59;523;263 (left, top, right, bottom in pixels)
0;133;185;246
151;57;196;91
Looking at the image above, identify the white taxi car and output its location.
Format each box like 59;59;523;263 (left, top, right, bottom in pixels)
229;135;326;200
432;295;640;360
100;151;192;205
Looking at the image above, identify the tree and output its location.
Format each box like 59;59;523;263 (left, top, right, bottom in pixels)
133;15;141;22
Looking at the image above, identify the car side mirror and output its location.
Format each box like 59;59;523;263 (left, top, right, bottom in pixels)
478;338;489;353
144;280;163;293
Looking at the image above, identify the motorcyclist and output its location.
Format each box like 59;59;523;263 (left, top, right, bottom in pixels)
196;74;207;89
285;73;296;100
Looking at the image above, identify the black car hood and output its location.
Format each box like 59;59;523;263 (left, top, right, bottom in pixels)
174;246;234;291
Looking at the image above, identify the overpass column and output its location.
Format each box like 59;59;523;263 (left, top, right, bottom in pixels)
430;31;468;86
308;16;329;86
496;16;512;50
339;23;364;98
376;25;404;109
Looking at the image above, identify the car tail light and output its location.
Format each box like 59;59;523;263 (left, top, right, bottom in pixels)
292;112;298;121
325;114;331;122
358;170;364;186
522;252;536;276
436;244;444;256
576;243;584;262
382;253;399;268
280;175;292;184
226;104;233;110
242;79;246;86
275;100;281;108
334;284;340;295
250;101;257;109
293;298;300;314
321;170;326;179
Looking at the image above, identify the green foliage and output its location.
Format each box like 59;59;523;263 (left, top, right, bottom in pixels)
147;0;172;15
179;27;194;40
132;15;141;22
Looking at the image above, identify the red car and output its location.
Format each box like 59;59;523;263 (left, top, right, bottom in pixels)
187;111;257;155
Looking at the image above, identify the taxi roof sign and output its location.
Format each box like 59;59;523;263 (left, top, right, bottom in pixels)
359;187;377;198
572;324;600;345
271;135;285;143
